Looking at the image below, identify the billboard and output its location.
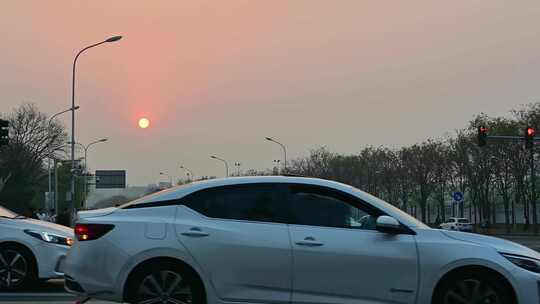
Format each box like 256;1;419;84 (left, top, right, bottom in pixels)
95;170;126;189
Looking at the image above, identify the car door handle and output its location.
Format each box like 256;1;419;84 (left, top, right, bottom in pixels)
181;227;209;237
295;237;324;247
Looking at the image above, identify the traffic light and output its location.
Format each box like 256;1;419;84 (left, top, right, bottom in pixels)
477;126;488;147
0;119;8;146
525;126;536;149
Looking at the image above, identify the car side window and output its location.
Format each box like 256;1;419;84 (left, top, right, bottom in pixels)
287;185;381;230
181;184;289;224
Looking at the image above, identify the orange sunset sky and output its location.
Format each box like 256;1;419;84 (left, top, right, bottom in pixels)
2;1;540;185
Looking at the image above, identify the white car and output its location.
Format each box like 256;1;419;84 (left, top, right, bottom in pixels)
0;206;73;290
64;176;540;304
440;217;473;232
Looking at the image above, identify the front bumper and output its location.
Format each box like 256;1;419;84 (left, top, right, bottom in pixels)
511;267;540;303
32;242;69;279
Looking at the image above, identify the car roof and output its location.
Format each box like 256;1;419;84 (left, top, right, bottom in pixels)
144;176;357;201
122;176;353;208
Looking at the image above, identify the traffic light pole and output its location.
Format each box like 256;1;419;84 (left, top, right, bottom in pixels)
480;130;538;233
531;148;538;234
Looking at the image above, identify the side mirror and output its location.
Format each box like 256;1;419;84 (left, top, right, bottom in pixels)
376;215;403;234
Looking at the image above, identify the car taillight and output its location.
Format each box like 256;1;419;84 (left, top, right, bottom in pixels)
74;224;114;241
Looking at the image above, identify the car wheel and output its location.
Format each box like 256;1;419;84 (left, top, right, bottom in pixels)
126;261;205;304
0;244;37;291
433;269;515;304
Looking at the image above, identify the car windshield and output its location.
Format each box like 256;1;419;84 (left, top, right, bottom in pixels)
0;206;19;219
348;187;429;229
458;219;470;223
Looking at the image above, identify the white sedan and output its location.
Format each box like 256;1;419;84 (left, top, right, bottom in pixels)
0;206;73;290
64;176;540;304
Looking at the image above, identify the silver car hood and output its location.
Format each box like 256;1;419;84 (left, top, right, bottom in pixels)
14;218;73;237
441;230;540;259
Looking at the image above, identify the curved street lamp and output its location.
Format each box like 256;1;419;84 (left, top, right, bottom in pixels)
179;165;194;180
68;138;108;208
265;137;287;172
47;106;80;211
70;35;122;213
210;155;229;177
49;106;80;127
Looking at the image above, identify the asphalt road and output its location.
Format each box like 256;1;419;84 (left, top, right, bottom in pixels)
1;233;538;303
496;234;540;252
0;280;109;303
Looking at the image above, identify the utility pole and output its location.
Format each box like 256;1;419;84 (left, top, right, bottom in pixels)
531;147;537;233
525;127;538;233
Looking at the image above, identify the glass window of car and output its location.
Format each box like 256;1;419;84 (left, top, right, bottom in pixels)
181;184;289;223
287;185;381;230
457;219;469;223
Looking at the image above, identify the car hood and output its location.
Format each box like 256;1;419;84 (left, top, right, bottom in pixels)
441;230;540;259
16;218;73;237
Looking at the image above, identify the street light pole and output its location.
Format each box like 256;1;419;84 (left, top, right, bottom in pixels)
210;155;229;177
160;172;173;186
265;137;287;172
70;36;122;217
47;106;79;210
179;165;194;181
68;138;108;208
234;162;241;176
49;106;80;127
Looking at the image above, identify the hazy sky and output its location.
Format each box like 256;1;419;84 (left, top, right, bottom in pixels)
2;1;540;185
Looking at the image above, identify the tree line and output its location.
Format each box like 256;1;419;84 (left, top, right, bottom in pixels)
275;104;540;232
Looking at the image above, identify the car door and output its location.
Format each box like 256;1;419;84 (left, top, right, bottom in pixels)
175;183;293;304
286;184;418;304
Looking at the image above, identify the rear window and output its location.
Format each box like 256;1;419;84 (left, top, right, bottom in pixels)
119;184;191;209
458;219;470;223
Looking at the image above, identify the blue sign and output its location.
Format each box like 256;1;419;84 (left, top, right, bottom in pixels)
453;191;464;202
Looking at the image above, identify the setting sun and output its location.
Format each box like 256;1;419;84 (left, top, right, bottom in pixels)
138;117;150;129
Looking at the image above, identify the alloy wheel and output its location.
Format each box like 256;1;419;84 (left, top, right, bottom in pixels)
0;249;28;288
443;278;500;304
136;270;193;304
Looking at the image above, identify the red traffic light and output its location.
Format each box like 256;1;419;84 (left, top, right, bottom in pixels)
477;126;488;147
525;126;536;149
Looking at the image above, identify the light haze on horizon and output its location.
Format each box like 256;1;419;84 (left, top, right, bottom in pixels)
2;1;540;186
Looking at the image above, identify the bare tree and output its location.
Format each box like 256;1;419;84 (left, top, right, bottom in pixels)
0;103;67;211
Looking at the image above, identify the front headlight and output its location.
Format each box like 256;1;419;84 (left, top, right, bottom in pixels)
24;230;73;246
501;253;540;274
